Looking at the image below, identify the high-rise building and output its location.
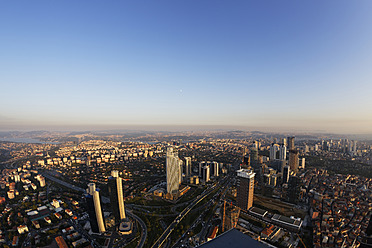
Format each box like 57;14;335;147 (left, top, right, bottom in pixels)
166;147;182;195
250;148;258;162
199;161;205;177
288;150;299;173
236;169;255;210
282;166;290;184
299;158;305;169
288;137;295;150
270;144;279;161
108;170;126;224
86;183;105;233
184;157;192;177
287;176;300;203
281;138;287;147
279;145;286;161
210;161;219;177
202;165;210;183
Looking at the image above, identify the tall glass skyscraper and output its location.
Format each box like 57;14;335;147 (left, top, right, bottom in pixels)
166;147;182;195
108;170;126;224
86;183;106;233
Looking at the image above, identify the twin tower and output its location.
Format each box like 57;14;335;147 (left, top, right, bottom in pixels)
86;170;126;233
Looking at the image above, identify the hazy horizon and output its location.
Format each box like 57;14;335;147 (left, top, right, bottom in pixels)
1;1;372;133
1;124;372;136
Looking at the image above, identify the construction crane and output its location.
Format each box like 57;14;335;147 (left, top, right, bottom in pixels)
222;200;226;232
297;234;307;248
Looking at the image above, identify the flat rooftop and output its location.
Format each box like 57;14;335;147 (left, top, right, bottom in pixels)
250;207;268;216
271;214;302;227
198;228;274;248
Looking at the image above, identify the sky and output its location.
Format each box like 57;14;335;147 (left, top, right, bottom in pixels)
1;1;372;133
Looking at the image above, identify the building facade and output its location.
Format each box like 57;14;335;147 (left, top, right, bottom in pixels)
166;147;182;195
236;169;255;210
86;183;105;233
108;170;126;224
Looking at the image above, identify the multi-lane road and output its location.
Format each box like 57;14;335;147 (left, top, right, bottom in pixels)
151;171;235;248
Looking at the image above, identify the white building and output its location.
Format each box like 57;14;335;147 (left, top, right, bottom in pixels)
184;157;192;177
270;144;280;161
166;147;182;195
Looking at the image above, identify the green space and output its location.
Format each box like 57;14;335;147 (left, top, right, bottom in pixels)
306;155;372;178
135;213;164;248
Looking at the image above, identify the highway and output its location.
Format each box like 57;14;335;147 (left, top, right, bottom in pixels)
152;172;235;248
127;210;148;248
40;171;110;203
150;183;221;248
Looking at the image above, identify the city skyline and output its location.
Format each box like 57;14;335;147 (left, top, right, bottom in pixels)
1;1;372;133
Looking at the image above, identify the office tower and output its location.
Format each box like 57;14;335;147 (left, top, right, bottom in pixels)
166;147;182;195
281;138;287;147
288;150;299;173
279;145;286;161
202;165;210;183
282;166;290;184
86;183;105;233
250;148;258;162
184;157;192;177
288;137;295;150
299;158;305;169
108;170;126;224
179;160;183;184
270;144;279;161
209;161;219;177
270;174;278;187
236;169;255;210
199;161;205;177
287;176;300;203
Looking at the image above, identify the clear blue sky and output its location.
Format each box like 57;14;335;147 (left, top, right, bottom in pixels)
1;0;372;133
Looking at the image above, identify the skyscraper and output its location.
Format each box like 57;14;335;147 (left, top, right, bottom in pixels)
289;150;299;173
270;144;280;161
236;169;255;210
166;147;182;195
212;161;219;177
199;161;205;177
202;164;210;183
86;183;105;233
108;170;126;224
288;137;295;150
184;157;192;177
279;144;286;161
282;165;290;184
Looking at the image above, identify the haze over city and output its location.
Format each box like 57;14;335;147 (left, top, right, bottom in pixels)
1;2;372;246
1;0;372;133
